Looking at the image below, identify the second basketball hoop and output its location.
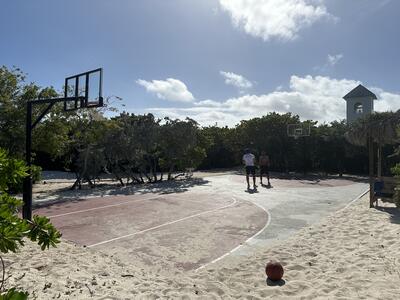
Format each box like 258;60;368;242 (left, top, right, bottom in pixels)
287;123;311;139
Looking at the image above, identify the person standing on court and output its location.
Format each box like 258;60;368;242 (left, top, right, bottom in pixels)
242;148;256;190
259;150;271;186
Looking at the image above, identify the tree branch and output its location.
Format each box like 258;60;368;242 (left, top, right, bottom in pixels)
0;255;5;292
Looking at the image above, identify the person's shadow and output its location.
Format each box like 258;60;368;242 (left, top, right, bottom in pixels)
266;278;286;286
245;187;259;194
261;183;273;189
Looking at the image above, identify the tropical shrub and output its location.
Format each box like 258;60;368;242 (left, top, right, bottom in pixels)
0;148;61;298
391;163;400;208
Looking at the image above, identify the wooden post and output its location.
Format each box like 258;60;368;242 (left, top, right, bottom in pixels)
368;134;375;208
377;144;382;179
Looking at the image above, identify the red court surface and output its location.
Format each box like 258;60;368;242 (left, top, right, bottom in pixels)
34;192;267;272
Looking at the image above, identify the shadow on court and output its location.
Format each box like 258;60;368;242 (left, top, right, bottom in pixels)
233;170;368;184
376;206;400;225
33;177;210;208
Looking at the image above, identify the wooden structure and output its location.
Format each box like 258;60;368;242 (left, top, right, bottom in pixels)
343;86;399;208
369;132;396;207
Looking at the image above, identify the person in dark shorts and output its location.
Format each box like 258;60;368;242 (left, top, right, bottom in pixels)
259;151;271;186
242;149;256;190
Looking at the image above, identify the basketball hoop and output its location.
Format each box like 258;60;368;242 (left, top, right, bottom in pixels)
23;68;104;220
64;68;103;111
288;123;311;139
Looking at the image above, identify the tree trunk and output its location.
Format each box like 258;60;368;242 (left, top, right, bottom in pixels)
368;134;375;208
377;143;382;179
71;177;82;190
117;176;124;186
143;172;152;182
174;173;185;179
167;165;174;180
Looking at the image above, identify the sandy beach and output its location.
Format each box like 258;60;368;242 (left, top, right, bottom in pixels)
4;193;399;299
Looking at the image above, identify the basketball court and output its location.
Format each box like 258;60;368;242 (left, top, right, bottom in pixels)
34;186;267;272
24;69;369;274
33;172;368;273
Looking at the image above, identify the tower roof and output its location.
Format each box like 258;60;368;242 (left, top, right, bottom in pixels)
343;84;377;100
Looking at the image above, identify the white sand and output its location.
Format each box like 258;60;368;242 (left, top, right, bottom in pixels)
4;195;400;299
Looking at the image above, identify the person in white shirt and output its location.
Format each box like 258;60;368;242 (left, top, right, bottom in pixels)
242;148;256;190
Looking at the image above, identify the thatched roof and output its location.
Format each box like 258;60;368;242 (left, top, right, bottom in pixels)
345;111;400;146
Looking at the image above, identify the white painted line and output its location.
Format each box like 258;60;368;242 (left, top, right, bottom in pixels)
195;188;368;272
340;188;370;211
87;198;238;248
48;195;164;218
195;197;271;272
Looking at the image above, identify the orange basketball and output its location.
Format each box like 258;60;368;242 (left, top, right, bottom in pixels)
265;260;284;281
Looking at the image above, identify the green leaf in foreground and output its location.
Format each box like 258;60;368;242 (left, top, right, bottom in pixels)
0;288;29;300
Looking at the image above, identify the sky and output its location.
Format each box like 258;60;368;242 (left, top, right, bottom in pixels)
1;0;400;126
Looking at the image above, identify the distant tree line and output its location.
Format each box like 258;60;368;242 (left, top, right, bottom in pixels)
1;66;399;189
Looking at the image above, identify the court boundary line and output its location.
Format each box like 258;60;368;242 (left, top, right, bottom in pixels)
195;198;271;272
340;188;369;211
195;187;369;272
47;195;165;218
87;197;238;248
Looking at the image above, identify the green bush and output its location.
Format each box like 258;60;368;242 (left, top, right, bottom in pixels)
391;163;400;177
391;163;400;208
31;164;42;183
3;162;41;194
0;288;28;300
0;148;61;297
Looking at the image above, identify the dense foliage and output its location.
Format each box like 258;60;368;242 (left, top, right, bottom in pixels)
0;148;61;298
1;65;399;189
391;164;400;208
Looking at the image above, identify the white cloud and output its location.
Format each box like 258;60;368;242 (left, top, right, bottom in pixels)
220;71;253;90
136;78;194;102
218;0;333;41
194;99;223;107
372;89;400;112
314;53;344;71
147;75;400;127
327;54;343;66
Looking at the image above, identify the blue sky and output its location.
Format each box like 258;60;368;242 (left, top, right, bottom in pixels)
1;0;399;126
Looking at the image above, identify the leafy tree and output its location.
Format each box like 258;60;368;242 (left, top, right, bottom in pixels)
159;117;204;179
63;110;109;188
0;148;61;298
0;66;62;157
198;126;236;169
101;113;162;184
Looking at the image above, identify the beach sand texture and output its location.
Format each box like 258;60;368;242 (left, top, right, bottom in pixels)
4;195;400;299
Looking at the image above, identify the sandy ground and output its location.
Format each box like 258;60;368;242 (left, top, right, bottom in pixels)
4;193;399;299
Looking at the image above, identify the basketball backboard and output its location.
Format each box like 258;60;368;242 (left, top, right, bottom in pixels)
64;68;103;111
287;123;311;139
